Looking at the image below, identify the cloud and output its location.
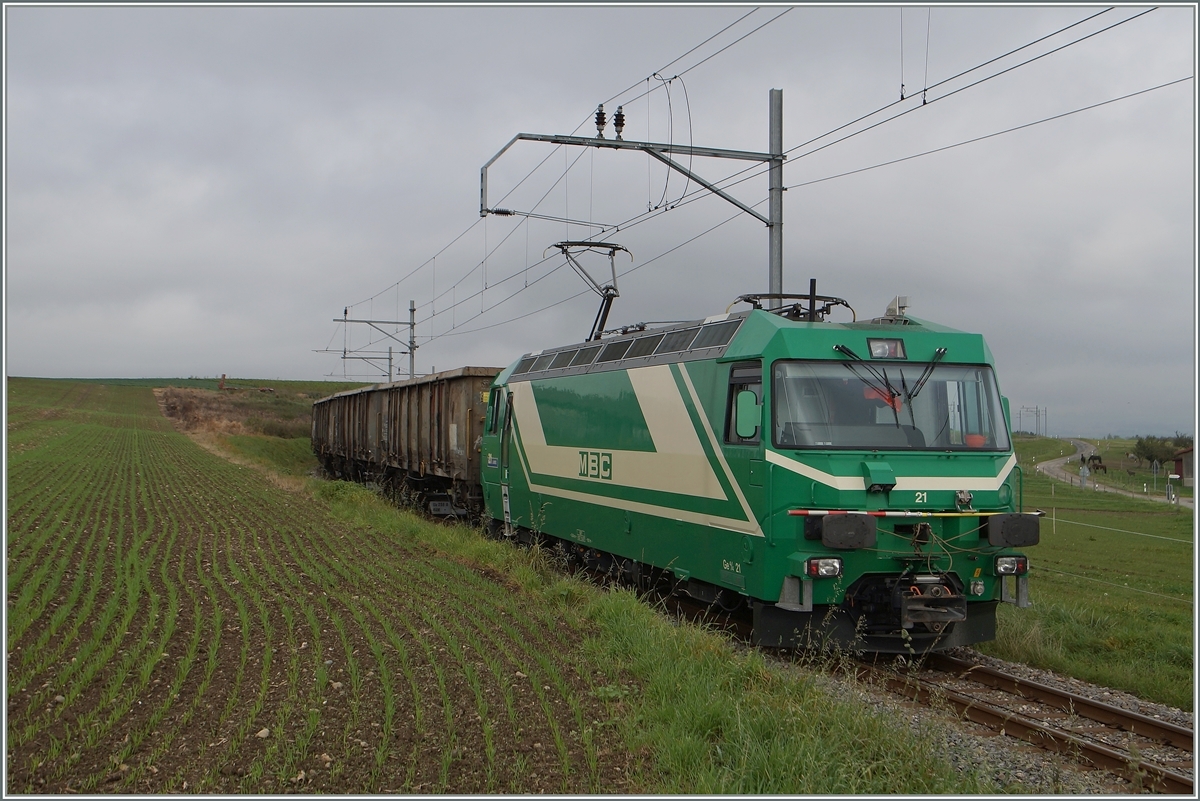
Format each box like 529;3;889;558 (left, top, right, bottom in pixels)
5;5;1194;437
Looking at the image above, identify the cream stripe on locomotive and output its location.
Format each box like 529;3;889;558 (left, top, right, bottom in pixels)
677;363;761;532
506;366;764;537
508;366;726;500
766;449;1019;492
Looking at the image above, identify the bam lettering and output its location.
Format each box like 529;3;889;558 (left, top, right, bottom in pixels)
578;451;613;480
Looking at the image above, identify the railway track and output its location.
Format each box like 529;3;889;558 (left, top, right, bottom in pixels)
464;534;1195;793
653;589;1193;793
857;653;1194;794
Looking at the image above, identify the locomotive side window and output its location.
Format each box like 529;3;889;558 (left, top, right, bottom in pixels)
693;319;741;349
488;388;507;435
725;361;763;445
655;327;699;354
549;350;577;369
626;334;664;358
570;345;602;366
597;340;632;362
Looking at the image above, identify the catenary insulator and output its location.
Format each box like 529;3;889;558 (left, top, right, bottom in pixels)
613;106;625;140
595;104;607;138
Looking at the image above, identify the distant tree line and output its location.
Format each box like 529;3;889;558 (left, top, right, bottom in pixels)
1129;432;1192;467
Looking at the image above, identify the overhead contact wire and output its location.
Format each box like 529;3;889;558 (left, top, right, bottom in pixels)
786;76;1193;191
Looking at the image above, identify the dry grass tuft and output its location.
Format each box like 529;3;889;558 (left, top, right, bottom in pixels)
154;387;252;435
153;387;307;493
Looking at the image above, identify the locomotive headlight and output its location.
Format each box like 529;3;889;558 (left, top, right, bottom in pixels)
994;556;1028;576
970;580;985;596
806;557;843;578
867;338;906;359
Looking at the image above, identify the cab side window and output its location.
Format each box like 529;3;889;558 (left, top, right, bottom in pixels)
487;388;507;434
725;361;762;445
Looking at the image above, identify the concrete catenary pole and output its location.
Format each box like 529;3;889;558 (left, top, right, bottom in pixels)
768;88;784;310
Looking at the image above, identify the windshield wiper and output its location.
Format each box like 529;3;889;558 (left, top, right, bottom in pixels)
906;347;947;401
833;344;903;424
900;372;918;429
881;367;901;428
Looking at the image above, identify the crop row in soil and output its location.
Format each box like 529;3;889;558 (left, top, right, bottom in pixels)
6;380;636;793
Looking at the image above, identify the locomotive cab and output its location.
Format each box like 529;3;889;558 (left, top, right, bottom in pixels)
744;299;1039;652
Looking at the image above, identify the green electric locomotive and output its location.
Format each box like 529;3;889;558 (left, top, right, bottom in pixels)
478;293;1039;653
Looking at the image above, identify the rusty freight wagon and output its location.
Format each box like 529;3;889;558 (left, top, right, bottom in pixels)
312;367;501;515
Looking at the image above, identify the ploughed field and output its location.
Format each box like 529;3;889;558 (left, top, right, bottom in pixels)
5;379;634;793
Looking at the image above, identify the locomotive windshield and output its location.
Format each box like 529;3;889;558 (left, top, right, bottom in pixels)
772;361;1010;451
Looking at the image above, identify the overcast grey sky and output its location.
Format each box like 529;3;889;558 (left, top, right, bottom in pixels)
4;4;1195;438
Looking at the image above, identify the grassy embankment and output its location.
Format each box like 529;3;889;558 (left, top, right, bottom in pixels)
7;377;1001;794
316;481;998;794
174;385;1195;712
160;383;1195;712
983;435;1195;710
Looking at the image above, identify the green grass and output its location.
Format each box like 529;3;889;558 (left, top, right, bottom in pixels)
313;480;999;794
225;435;320;477
219;417;1194;715
13;379;1184;794
63;376;365;395
987;436;1194;709
1021;434;1193;500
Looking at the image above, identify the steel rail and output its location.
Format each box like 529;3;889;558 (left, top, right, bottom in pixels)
926;653;1194;752
861;664;1193;794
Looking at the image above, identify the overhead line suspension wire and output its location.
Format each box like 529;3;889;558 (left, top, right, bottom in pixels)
430;200;760;340
589;5;1147;225
923;7;932;100
785;76;1193;191
418;148;590;319
429;68;1192;339
612;7;796;112
787;6;1116;159
416;251;566;330
415;5;788;327
652;73;675;210
414;8;1160;351
789;7;1155;164
353;8;785;319
499;6;769;204
345;216;483;310
597;7;763;110
674;8;793;81
579;7;1128;241
348;6;1089;316
674;75;695;208
573;66;1177;249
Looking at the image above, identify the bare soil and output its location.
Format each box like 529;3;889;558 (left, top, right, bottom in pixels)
7;381;642;793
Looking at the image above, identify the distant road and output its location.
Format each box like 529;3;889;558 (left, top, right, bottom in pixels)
1033;438;1193;510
